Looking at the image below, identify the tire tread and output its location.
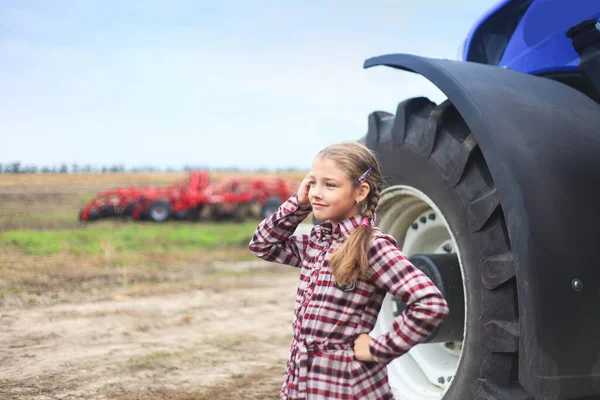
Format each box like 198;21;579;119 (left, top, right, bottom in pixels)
467;188;501;232
371;98;527;399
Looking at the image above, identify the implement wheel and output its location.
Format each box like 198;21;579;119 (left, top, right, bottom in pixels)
148;200;171;223
366;98;529;400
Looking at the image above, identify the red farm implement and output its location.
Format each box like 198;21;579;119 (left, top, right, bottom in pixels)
78;171;299;223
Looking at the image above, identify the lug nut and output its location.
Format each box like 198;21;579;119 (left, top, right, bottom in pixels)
420;216;427;223
411;223;418;230
572;278;583;291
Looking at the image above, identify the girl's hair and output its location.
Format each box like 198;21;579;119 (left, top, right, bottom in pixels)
315;141;383;287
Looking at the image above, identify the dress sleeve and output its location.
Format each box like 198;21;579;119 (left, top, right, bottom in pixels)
248;194;313;268
367;236;450;365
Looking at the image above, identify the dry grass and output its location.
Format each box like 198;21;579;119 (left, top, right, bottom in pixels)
0;191;96;230
4;365;284;400
0;171;307;188
110;365;283;400
0;246;269;308
125;351;183;373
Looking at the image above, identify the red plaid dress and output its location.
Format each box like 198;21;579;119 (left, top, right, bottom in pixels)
248;195;449;399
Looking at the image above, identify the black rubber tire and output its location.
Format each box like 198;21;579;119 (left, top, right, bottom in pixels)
189;204;204;221
364;98;530;400
100;205;116;218
121;203;135;217
148;200;171;223
80;208;99;221
261;196;282;219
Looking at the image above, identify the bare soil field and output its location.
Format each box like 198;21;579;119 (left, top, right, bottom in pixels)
0;259;299;400
0;176;307;399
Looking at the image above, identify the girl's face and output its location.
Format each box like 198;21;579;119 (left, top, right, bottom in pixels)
308;156;367;225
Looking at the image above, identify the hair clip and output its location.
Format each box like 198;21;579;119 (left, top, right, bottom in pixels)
358;167;372;183
360;218;371;227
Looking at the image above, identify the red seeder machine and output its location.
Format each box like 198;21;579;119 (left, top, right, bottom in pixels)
78;171;299;223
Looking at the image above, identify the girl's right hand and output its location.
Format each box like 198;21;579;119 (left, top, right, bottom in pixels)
297;174;312;209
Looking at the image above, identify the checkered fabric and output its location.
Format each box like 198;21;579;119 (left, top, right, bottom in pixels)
248;195;449;400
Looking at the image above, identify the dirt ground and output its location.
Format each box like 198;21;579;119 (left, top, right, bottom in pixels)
0;261;300;400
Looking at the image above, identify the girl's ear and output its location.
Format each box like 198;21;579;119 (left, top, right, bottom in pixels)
356;182;371;203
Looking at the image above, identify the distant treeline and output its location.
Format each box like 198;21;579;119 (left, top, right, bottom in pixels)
0;162;304;174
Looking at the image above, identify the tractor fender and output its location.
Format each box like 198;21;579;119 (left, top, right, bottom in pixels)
364;54;600;400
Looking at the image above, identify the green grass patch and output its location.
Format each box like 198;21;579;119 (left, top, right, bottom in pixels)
0;222;258;257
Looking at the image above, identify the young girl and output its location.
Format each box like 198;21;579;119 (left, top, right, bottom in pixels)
249;141;449;400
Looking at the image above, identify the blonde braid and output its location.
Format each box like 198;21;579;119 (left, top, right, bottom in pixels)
363;185;380;224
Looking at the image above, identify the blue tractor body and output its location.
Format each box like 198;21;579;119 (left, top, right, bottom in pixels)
463;0;600;75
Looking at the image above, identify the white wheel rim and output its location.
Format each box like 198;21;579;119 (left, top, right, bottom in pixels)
371;185;466;400
151;206;168;221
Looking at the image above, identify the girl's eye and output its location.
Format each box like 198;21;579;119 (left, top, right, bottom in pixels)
309;180;316;185
326;183;336;188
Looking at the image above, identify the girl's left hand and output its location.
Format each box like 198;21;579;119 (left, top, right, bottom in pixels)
353;334;375;362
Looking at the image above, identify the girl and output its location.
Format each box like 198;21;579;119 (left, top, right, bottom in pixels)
249;141;449;400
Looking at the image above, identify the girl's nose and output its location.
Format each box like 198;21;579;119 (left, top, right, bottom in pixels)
310;186;322;199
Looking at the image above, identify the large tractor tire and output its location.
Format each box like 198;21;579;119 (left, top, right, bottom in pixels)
148;200;171;223
365;98;530;400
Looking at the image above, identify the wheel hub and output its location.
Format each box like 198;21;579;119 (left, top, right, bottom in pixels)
393;253;465;344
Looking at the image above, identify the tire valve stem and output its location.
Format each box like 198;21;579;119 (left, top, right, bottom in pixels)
572;278;583;291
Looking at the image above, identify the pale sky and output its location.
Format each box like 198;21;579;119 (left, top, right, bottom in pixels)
0;0;500;171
